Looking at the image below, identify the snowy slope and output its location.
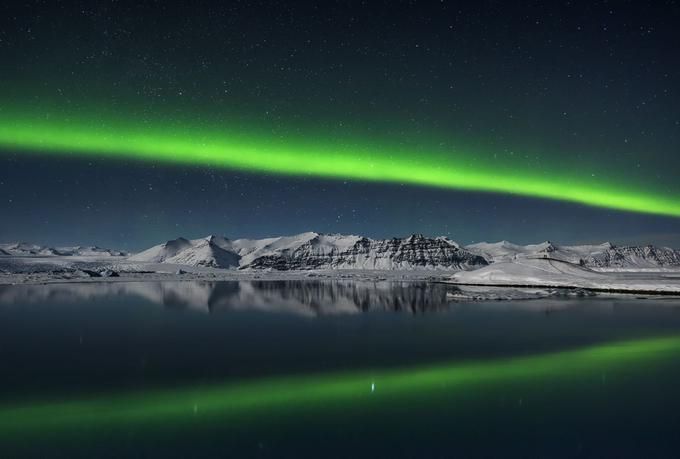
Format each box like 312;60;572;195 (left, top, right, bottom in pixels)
128;233;322;268
0;243;61;256
450;257;680;293
466;240;680;269
230;232;330;266
128;236;239;268
128;237;194;263
56;246;128;257
167;236;240;268
466;241;555;262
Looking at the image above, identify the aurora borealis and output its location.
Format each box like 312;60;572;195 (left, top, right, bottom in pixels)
2;107;680;218
2;1;680;248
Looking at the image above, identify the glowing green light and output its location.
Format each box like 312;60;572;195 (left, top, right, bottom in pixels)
0;110;679;217
1;335;679;436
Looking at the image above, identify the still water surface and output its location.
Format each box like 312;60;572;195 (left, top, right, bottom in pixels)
1;280;680;457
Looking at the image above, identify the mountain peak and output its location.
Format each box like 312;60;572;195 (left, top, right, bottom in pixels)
202;234;231;245
162;237;190;249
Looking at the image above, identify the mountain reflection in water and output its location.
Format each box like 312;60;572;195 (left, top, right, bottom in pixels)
0;280;457;316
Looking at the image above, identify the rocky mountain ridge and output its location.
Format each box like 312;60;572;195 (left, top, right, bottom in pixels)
129;233;488;271
0;242;127;257
465;240;680;269
3;234;680;271
129;233;680;271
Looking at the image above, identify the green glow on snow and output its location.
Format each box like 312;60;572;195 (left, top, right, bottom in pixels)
0;111;679;217
1;335;679;436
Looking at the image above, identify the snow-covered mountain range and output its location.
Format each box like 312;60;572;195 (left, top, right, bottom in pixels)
465;240;680;269
3;233;680;271
128;233;680;271
129;233;488;271
0;242;127;257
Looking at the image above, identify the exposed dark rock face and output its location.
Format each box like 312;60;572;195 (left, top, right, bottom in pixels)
583;245;680;268
242;234;488;271
128;233;680;270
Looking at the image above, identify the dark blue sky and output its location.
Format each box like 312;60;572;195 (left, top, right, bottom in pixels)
1;0;679;250
2;154;679;251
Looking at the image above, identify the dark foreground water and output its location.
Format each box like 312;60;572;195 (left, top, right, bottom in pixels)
2;280;680;458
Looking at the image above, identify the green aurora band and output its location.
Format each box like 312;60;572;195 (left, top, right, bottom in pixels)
1;111;679;217
1;334;679;437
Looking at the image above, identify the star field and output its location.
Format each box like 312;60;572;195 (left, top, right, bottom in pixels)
1;0;679;249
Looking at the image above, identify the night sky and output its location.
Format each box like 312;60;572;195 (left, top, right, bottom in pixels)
1;0;680;251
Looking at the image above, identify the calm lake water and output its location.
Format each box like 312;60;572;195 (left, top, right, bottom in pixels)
2;280;680;458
